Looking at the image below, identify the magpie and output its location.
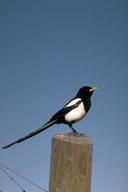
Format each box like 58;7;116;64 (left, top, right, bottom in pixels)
2;86;97;149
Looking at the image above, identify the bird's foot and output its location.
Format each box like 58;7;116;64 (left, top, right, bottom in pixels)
68;132;87;137
68;131;80;136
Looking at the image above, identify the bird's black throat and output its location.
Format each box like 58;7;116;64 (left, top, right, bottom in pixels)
82;97;91;113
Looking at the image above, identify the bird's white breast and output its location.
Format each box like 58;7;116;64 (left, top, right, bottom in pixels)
64;101;86;123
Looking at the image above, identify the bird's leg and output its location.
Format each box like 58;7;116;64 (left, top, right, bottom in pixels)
69;124;79;135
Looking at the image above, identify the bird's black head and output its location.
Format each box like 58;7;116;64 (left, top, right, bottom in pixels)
76;86;97;99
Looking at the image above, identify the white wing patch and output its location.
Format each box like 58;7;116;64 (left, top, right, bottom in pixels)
64;98;82;108
65;101;86;123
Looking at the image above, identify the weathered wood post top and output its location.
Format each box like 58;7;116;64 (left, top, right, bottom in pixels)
49;133;93;192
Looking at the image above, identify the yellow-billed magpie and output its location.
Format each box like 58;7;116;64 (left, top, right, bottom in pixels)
2;86;97;149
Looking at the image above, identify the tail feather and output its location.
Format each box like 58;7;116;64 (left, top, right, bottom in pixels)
2;119;57;149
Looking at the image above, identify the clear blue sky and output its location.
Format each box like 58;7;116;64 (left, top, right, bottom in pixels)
0;0;127;191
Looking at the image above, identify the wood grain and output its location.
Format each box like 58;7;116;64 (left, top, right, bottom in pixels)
49;133;93;192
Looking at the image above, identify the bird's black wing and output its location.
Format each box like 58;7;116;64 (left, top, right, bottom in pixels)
2;98;82;149
50;99;82;122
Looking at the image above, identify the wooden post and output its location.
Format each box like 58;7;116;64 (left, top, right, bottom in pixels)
49;133;93;192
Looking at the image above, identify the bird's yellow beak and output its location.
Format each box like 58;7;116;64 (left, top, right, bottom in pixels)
89;87;97;92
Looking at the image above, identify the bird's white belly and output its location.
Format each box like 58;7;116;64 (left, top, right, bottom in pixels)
65;102;86;123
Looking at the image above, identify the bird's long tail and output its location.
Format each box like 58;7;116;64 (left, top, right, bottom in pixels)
2;119;57;149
